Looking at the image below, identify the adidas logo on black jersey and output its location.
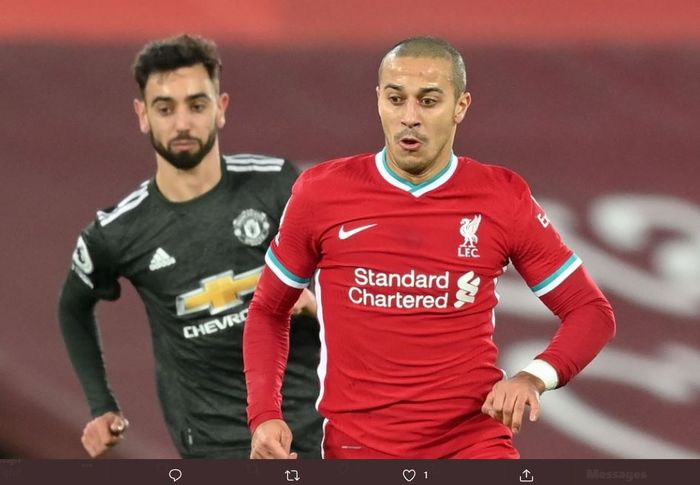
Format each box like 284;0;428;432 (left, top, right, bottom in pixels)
149;248;176;271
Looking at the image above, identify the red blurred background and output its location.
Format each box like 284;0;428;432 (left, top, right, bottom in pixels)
1;0;698;458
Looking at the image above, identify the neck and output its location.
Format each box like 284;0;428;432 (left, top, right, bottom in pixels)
401;156;450;185
154;144;222;202
386;145;454;186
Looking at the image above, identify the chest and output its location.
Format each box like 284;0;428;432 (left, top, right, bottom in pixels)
317;189;513;277
120;200;279;294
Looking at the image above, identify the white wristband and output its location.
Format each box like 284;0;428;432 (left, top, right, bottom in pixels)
521;359;559;391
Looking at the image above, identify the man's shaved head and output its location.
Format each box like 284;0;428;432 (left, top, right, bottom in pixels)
379;36;467;97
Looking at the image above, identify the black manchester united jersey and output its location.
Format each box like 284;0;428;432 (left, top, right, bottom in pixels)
59;154;321;457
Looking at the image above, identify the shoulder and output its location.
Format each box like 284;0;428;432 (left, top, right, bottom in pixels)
223;153;300;192
223;153;296;176
93;179;154;230
459;156;531;197
75;178;155;262
295;153;374;190
72;178;151;276
223;153;287;170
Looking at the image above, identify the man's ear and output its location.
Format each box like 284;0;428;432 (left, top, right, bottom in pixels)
454;92;471;124
216;93;230;129
134;98;150;134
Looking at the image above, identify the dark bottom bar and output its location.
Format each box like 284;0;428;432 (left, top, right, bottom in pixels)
1;459;698;485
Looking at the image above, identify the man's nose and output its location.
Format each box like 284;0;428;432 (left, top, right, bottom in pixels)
401;100;421;128
173;108;193;131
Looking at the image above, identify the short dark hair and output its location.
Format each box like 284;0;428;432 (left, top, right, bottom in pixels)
379;36;467;97
132;34;222;96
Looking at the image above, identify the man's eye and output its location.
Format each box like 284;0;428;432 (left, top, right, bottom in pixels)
388;95;403;104
421;98;437;106
156;106;172;115
192;103;206;112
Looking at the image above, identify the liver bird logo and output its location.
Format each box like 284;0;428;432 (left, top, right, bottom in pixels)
459;215;482;248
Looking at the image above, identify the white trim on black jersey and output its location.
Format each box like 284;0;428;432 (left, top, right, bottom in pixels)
224;154;284;172
97;180;150;226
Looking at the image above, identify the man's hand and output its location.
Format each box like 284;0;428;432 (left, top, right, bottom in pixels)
291;288;317;317
250;419;298;459
481;371;546;434
81;411;129;458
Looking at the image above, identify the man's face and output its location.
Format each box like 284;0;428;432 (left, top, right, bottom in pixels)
134;64;228;170
377;55;470;180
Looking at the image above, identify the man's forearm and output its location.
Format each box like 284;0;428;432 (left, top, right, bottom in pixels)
537;267;616;387
58;274;120;416
244;267;301;432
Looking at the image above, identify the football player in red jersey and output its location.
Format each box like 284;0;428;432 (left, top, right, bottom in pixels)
244;36;615;459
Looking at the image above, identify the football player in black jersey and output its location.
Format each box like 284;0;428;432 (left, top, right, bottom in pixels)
58;34;321;459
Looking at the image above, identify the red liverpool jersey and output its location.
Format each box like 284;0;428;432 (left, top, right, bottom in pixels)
264;149;581;457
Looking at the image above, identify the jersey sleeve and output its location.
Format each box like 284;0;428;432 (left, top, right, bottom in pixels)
507;173;581;296
67;221;122;300
534;266;616;387
57;220;122;417
264;172;321;289
506;172;615;386
244;266;303;431
245;170;322;431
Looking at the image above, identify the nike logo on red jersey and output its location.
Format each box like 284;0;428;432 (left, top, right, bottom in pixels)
338;223;377;240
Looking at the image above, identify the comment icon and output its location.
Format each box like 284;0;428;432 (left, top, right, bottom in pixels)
169;469;183;482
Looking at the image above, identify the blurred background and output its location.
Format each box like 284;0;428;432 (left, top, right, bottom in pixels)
1;0;698;458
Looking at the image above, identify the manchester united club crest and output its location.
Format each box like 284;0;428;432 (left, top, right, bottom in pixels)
233;209;271;246
458;214;481;258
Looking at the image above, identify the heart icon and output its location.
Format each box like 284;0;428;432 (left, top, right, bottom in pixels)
402;469;416;482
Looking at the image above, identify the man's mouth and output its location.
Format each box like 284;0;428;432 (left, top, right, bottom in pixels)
170;139;198;150
398;136;423;151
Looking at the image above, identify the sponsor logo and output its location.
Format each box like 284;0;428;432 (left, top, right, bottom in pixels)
339;223;377;240
349;268;450;309
148;247;176;271
176;267;262;316
183;307;249;339
454;271;481;308
346;268;479;310
458;214;481;258
233;209;270;246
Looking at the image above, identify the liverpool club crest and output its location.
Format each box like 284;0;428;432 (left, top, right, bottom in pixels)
458;214;481;258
